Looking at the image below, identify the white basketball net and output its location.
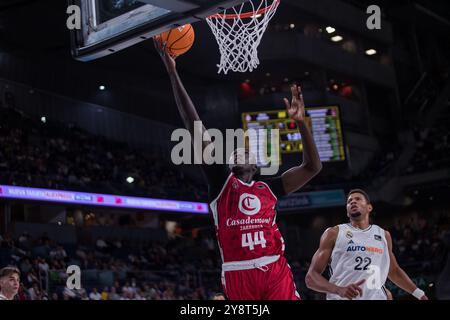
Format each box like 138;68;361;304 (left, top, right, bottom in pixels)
206;0;280;74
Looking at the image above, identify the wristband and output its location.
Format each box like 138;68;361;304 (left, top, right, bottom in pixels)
412;288;425;299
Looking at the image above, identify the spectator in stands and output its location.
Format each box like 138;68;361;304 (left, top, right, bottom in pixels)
101;286;109;300
50;292;59;300
17;283;29;300
37;257;49;273
212;292;226;300
89;287;101;300
18;232;31;250
122;281;133;297
134;288;145;300
0;266;21;300
19;258;32;275
63;287;78;300
96;238;108;251
49;245;67;260
109;286;120;300
27;283;41;300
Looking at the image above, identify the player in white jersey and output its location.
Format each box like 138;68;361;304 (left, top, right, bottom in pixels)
305;189;429;300
0;266;21;300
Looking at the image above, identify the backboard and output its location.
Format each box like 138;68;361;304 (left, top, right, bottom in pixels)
70;0;247;61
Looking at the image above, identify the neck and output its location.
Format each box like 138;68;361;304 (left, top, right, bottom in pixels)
235;172;253;184
0;290;15;300
350;219;370;230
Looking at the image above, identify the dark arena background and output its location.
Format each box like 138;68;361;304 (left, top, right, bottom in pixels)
0;0;449;305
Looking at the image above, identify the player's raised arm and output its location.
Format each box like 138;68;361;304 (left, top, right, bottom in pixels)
305;227;365;299
281;85;322;194
385;231;429;300
154;37;213;152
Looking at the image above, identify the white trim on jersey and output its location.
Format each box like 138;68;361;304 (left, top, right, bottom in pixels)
0;293;8;300
285;261;301;299
209;173;234;227
217;239;225;263
346;223;373;232
257;181;278;225
209;173;234;264
210;201;219;228
259;181;278;201
222;255;280;272
236;177;255;187
221;270;227;294
381;285;389;299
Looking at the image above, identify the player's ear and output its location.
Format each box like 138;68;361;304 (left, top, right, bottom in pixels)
368;204;373;213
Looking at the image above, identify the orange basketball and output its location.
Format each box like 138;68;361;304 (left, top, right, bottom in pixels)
159;24;195;57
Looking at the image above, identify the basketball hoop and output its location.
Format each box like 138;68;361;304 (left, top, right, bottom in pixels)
206;0;280;74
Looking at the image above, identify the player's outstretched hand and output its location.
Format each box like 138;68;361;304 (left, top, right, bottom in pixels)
153;36;176;72
284;84;305;122
336;279;365;300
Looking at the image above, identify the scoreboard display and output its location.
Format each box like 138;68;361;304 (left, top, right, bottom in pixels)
242;106;346;163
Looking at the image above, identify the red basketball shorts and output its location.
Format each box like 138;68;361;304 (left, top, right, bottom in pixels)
221;255;301;300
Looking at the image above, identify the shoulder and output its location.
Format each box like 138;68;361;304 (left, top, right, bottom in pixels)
259;176;286;198
384;229;393;243
374;224;391;239
321;226;339;246
326;225;339;237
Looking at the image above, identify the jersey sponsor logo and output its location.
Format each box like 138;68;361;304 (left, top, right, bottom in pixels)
346;230;353;239
374;234;382;241
226;216;271;227
238;193;261;216
348;240;355;244
347;245;384;254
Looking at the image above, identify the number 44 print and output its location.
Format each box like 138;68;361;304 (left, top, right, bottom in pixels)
242;231;267;251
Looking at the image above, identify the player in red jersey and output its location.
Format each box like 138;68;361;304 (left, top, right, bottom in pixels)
155;39;322;300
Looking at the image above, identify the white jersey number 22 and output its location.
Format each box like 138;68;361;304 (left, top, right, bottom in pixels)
242;231;267;251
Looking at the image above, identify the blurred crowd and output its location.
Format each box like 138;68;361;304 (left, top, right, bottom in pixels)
1;209;449;300
0;107;207;201
0;230;221;300
407;124;450;174
390;213;449;275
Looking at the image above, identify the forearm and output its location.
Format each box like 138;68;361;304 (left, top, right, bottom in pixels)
167;70;201;135
166;69;214;162
297;121;322;171
305;271;339;295
389;267;419;294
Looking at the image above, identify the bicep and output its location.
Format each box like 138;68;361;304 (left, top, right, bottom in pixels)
310;247;333;274
385;231;400;275
309;228;337;274
281;166;318;194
